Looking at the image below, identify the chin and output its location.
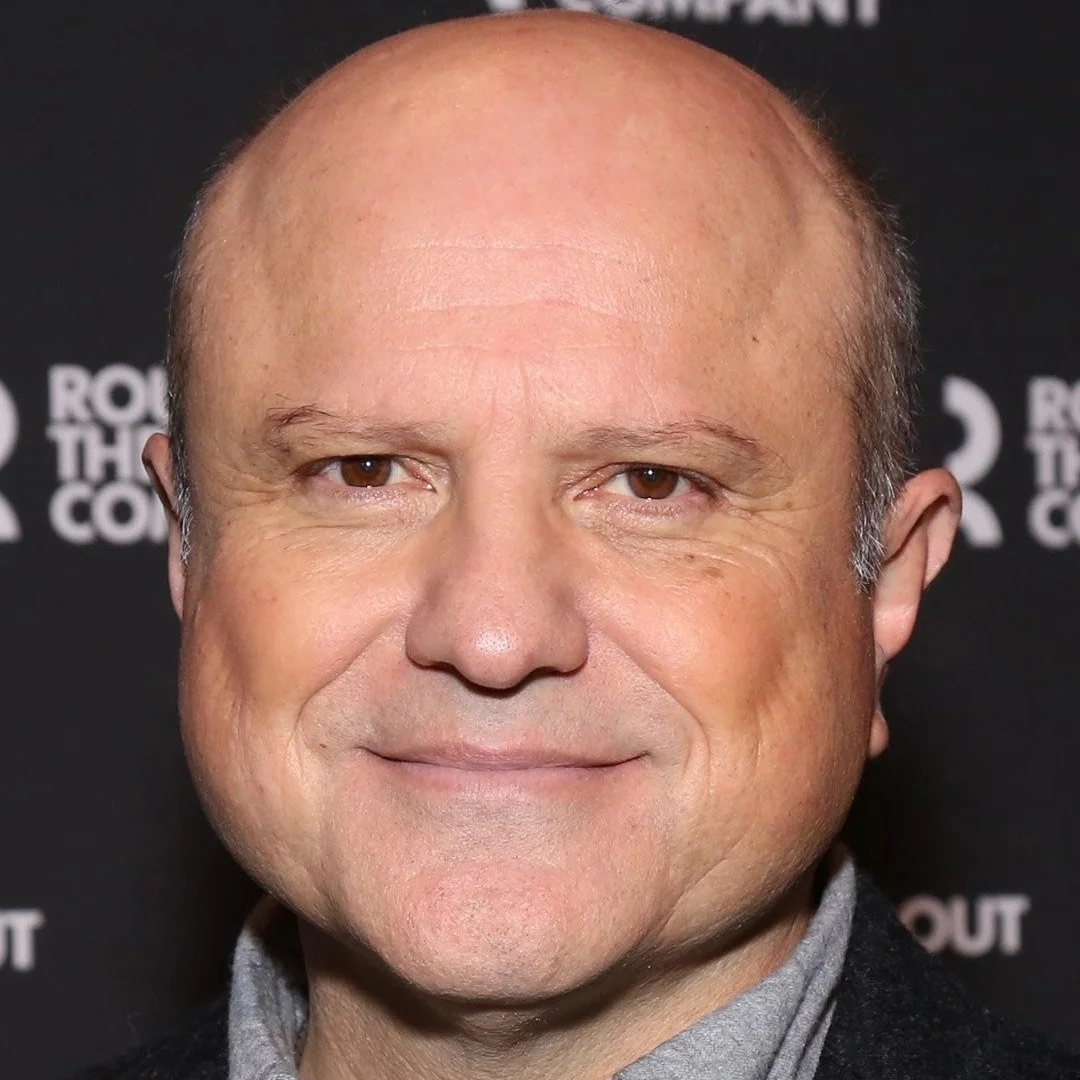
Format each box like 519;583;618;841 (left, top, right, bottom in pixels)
331;857;661;1007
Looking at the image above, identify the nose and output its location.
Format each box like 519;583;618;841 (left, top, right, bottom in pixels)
404;497;589;691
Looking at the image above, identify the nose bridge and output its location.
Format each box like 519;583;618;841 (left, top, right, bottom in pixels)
404;470;589;690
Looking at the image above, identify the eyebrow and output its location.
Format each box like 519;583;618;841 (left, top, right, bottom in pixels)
570;418;785;489
571;419;768;461
261;405;455;455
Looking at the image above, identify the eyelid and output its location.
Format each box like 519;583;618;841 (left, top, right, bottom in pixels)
312;455;425;488
603;470;690;499
602;463;719;495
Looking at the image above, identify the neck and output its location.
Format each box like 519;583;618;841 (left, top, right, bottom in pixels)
296;874;815;1080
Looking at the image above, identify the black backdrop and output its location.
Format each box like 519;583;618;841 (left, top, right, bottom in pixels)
3;3;1078;1077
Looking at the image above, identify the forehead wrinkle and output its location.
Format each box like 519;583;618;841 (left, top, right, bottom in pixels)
329;237;672;329
388;298;661;326
391;238;652;260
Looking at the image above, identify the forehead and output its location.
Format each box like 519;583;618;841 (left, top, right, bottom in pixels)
189;28;861;454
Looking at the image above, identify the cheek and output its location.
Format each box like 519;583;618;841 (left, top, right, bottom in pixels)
181;525;420;716
596;543;875;891
175;531;412;901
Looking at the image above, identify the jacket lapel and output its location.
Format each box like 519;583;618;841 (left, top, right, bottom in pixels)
816;870;1006;1080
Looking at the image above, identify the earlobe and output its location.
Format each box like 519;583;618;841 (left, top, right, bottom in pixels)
872;467;962;669
869;708;889;758
142;432;187;619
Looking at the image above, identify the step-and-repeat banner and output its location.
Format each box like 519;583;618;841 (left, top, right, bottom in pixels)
2;3;1078;1076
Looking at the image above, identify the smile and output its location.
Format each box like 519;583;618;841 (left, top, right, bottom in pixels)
364;746;644;797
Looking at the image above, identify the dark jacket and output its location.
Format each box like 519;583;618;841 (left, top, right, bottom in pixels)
71;872;1080;1079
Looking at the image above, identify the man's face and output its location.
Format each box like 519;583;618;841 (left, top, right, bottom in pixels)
170;46;882;1004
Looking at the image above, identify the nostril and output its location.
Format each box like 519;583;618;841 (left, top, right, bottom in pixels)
406;609;584;692
407;659;581;698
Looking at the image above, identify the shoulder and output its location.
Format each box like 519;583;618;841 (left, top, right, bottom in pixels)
63;997;228;1080
818;869;1080;1080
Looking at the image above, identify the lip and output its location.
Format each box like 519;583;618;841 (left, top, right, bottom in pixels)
362;744;643;797
367;744;639;771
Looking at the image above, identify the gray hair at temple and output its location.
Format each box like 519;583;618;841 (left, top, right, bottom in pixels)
162;99;919;593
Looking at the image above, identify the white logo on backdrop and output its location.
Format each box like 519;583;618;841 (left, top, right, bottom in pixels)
1026;377;1080;548
0;380;21;542
0;910;44;972
942;376;1003;547
899;894;1030;958
487;0;879;25
46;364;167;545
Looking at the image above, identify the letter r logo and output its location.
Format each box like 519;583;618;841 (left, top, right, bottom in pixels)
942;376;1003;547
0;380;20;542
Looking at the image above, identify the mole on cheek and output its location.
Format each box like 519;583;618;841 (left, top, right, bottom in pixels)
682;553;726;580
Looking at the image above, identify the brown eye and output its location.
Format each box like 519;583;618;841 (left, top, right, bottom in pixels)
338;457;394;487
625;467;681;500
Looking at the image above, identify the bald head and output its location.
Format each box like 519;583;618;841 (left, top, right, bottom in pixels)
167;11;916;585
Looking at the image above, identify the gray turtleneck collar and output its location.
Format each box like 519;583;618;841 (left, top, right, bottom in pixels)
227;853;856;1080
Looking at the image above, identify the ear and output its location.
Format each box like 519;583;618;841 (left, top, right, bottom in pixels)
868;467;962;758
142;432;186;619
